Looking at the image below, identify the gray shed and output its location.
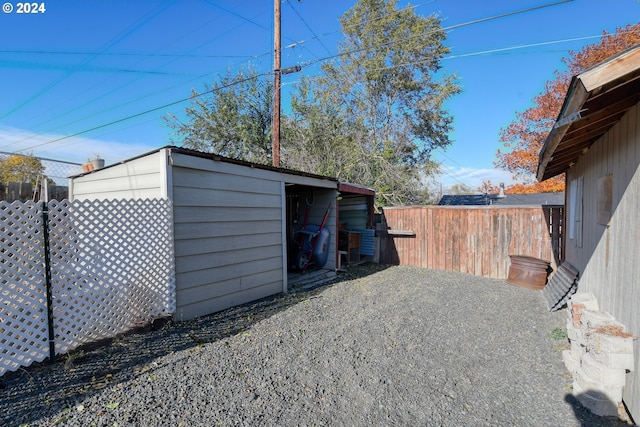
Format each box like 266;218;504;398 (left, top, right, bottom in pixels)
70;146;347;320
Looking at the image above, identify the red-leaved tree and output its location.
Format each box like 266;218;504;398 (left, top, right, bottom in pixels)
494;23;640;194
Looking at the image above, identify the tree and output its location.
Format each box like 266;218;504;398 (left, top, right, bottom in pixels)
284;0;459;207
0;154;45;184
166;66;273;164
449;183;474;195
495;23;640;193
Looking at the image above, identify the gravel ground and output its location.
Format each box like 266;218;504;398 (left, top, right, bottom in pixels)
0;264;632;426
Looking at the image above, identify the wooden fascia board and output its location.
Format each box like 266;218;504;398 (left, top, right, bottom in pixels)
537;79;588;181
338;182;376;196
578;46;640;91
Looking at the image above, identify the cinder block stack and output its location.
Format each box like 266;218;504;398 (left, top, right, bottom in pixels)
563;292;636;417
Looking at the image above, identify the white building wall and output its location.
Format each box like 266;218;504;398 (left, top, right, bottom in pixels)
70;150;167;200
564;103;640;421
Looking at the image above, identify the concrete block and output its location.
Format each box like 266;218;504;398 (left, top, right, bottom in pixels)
572;381;620;417
570;339;584;360
580;352;627;386
585;330;635;354
574;367;623;402
587;347;636;372
569;293;599;312
563;349;579;373
566;319;582;342
580;310;620;335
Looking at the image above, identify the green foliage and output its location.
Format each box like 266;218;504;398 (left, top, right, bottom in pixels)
547;327;568;341
284;0;459;207
166;66;273;164
168;0;460;207
448;183;475;195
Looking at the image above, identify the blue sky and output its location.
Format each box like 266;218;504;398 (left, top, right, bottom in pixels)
0;0;638;190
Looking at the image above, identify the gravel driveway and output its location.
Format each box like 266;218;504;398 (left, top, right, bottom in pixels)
0;264;629;426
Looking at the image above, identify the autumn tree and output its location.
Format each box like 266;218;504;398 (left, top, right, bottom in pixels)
495;23;640;193
0;154;46;184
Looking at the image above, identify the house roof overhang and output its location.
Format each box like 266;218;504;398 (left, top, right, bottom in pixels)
537;44;640;182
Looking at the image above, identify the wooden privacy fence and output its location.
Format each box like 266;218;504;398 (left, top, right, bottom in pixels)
378;205;563;279
0;181;69;202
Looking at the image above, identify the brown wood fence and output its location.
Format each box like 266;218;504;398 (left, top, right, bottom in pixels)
0;182;69;202
378;205;563;279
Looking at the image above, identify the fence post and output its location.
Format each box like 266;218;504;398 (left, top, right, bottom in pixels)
42;201;56;364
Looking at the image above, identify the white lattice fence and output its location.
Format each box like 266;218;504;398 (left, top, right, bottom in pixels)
0;201;49;375
0;198;175;376
48;199;175;355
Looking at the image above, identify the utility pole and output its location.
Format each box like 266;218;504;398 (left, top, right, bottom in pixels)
272;0;281;167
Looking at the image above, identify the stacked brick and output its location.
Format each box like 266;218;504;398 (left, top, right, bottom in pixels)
563;292;636;417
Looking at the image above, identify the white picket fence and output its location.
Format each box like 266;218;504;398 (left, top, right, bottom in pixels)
0;198;175;376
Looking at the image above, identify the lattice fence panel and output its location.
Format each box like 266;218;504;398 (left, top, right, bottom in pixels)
48;198;175;355
0;201;49;375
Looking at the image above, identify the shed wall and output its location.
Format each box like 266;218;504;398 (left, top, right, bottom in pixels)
564;102;640;420
71;150;166;200
170;152;337;320
171;162;284;320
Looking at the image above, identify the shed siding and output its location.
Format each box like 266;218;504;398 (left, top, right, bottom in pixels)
71;150;165;200
564;103;640;420
172;161;285;320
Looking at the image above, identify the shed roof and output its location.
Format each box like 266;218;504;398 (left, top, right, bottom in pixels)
72;145;339;183
537;44;640;181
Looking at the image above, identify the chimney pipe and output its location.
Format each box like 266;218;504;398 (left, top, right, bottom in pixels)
498;182;506;198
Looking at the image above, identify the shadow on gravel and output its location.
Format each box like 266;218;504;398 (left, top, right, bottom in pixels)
0;263;391;426
564;393;635;426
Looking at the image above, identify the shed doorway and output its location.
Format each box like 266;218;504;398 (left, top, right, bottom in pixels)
285;184;337;289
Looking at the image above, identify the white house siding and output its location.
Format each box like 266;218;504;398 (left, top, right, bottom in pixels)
170;152;337;320
564;103;640;420
70;150;167;200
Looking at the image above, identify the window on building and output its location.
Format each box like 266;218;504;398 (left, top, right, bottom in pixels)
597;174;613;226
568;177;583;247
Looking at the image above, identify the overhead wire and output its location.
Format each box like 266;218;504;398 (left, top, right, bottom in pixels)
14;71;272;153
0;49;255;59
0;0;178;121
285;0;333;56
0;60;199;76
9;0;577;155
5;2;274;148
3;0;436;143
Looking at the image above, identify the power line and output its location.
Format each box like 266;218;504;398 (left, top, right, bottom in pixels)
0;50;273;151
7;6;276;142
0;49;254;59
0;60;198;76
285;0;333;56
0;0;177;121
13;72;271;153
8;1;577;155
299;0;574;70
